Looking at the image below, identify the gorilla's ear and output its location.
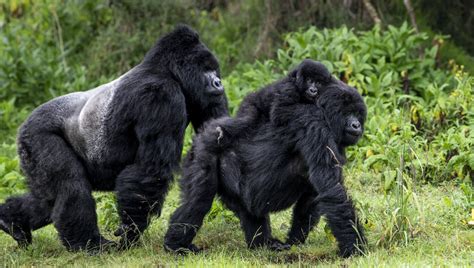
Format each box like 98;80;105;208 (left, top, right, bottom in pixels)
288;69;298;80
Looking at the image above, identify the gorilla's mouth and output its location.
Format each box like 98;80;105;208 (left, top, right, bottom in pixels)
206;86;225;96
345;130;361;138
343;130;362;145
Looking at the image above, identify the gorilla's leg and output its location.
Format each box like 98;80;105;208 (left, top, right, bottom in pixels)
286;191;320;245
0;194;52;247
115;166;172;249
115;123;186;249
239;212;290;251
163;160;218;253
317;182;366;257
52;179;111;251
17;132;111;251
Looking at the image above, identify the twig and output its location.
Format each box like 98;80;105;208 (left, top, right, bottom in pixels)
326;146;342;168
254;0;279;57
51;7;67;70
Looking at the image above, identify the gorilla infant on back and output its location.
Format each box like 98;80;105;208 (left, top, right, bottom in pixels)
0;25;228;251
164;60;367;257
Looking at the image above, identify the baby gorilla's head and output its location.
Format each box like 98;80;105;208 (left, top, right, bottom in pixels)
289;59;332;103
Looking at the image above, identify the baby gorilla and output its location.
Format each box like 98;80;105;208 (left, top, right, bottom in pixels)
164;60;367;257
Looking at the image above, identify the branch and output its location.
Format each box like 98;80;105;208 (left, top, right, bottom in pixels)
361;0;381;26
403;0;419;33
254;0;279;57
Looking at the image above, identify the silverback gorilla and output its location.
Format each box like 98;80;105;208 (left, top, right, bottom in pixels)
164;60;367;257
0;25;228;251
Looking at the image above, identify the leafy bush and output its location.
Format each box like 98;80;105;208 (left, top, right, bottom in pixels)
0;143;25;200
0;0;111;107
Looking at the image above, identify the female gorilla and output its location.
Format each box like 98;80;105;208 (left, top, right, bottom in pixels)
164;60;367;257
0;25;228;251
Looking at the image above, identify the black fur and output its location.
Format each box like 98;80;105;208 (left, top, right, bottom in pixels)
164;60;367;257
0;25;228;252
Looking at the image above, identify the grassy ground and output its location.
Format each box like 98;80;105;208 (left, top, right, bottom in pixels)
1;171;472;267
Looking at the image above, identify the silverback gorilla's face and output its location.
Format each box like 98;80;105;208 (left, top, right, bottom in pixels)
317;79;367;146
184;48;225;99
204;70;224;96
161;26;226;107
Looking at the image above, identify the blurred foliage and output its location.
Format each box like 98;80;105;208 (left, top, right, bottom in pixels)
1;0;473;107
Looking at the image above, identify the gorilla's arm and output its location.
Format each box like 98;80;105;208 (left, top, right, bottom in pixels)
188;95;229;132
270;85;309;126
115;82;187;247
296;119;366;257
210;84;286;148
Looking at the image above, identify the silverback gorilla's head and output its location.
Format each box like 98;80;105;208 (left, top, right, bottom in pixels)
143;24;227;105
143;24;229;130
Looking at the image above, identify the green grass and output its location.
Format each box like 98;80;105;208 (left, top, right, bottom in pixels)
1;173;472;267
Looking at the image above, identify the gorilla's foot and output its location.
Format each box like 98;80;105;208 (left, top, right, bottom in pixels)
266;237;291;251
164;243;202;255
65;235;117;254
248;237;291;251
114;224;142;250
0;205;32;247
338;237;366;258
86;236;117;255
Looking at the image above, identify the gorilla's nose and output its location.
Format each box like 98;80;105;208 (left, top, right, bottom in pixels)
346;117;362;136
212;79;223;91
351;121;361;130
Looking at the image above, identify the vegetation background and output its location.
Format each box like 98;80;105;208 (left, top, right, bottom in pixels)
0;0;472;266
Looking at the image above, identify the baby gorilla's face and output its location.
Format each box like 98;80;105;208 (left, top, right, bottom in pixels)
294;60;332;103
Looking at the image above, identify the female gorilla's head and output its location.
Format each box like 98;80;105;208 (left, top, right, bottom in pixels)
317;79;367;146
